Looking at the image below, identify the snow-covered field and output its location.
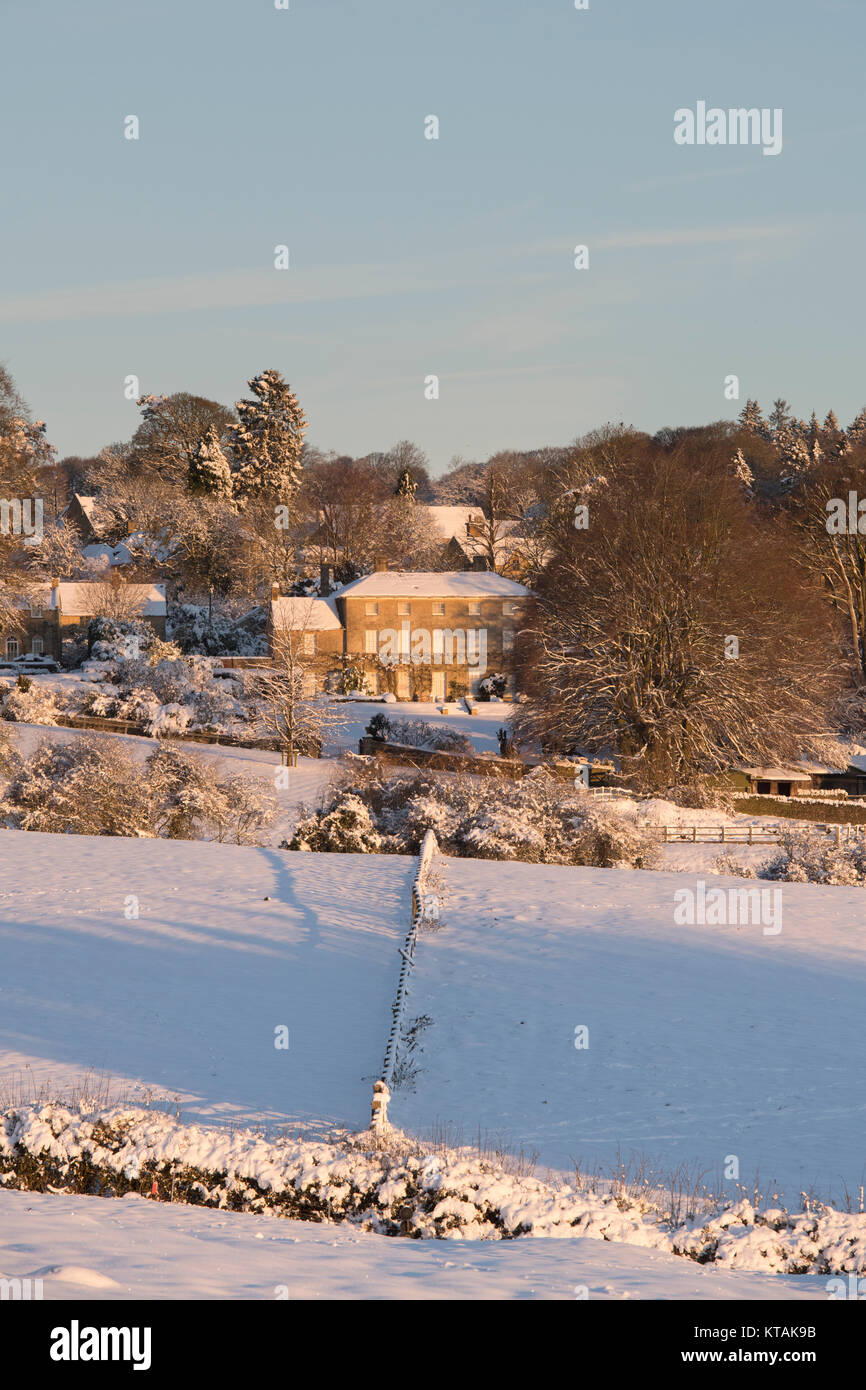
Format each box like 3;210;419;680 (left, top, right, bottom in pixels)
396;858;866;1210
0;1187;825;1300
1;828;863;1297
0;832;411;1132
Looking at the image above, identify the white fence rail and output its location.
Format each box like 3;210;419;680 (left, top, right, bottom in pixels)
661;823;866;845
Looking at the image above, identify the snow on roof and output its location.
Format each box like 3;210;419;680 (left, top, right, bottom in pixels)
426;506;486;540
51;582;166;617
271;595;343;631
741;767;813;782
339;571;531;598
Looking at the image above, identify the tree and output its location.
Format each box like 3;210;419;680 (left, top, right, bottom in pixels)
188;426;234;501
130;392;235;481
231;369;307;503
515;442;838;790
395;466;417;500
248;619;345;764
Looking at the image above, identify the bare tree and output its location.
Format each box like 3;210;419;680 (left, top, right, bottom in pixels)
516;445;840;790
248;612;345;764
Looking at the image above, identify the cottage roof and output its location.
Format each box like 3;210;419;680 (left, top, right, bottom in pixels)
50;582;166;617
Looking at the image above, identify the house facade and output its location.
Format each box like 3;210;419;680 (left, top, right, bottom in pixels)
269;565;531;698
4;576;167;664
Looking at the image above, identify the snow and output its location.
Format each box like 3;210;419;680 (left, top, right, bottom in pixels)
395;857;866;1210
326;699;519;755
0;1188;824;1300
49;582;167;618
270;595;342;631
0;834;412;1132
338;571;531;598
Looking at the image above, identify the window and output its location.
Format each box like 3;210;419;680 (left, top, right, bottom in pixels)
468;600;482;616
302;673;317;697
29;602;42;617
502;629;514;653
397;601;411;616
30;637;43;656
5;639;19;659
364;629;378;654
432;601;445;616
503;601;518;616
303;632;317;655
365;602;379;616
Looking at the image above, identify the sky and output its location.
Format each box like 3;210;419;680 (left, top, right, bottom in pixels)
2;0;865;474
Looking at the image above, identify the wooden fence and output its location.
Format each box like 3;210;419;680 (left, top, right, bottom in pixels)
661;822;866;845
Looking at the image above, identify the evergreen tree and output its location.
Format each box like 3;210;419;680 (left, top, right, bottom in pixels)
732;448;754;492
823;409;840;434
768;398;791;435
395;466;417;501
738;399;765;435
848;407;866;443
188;426;234;500
231;369;307;502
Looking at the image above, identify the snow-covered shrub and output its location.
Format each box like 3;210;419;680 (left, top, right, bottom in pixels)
665;779;734;814
477;672;507;701
0;720;20;778
167;604;267;657
757;825;866;886
81;652;243;737
3;735;153;836
570;804;660;869
292;768;660;867
1;678;61;726
365;712;390;741
291;793;382;853
87;615;163;663
375;716;473;754
145;745;274;844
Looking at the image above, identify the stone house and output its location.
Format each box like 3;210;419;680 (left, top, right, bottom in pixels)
268;562;531;698
4;575;167;663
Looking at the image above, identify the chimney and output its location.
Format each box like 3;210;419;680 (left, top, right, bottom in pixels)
271;582;280;602
319;563;332;597
374;555;389;573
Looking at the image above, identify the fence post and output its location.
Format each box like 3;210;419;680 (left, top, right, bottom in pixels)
748;826;753;845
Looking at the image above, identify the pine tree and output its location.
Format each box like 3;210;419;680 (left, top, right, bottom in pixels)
738;399;765;435
823;409;840;434
395;466;417;501
732;448;754;491
768;398;790;435
848;407;866;443
230;369;307;502
188;426;234;500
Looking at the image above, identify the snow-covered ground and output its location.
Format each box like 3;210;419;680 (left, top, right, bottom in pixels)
324;698;517;756
0;832;411;1133
396;858;866;1210
2;826;863;1297
0;1188;825;1300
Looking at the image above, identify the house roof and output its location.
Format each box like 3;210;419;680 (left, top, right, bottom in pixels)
49;582;166;617
271;595;343;631
339;570;531;599
426;506;486;540
742;767;813;782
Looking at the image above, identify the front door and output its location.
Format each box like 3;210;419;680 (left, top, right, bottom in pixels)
431;670;446;700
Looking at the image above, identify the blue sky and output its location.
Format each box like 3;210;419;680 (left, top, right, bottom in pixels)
2;0;865;472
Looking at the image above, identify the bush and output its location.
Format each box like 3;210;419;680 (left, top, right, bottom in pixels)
2;735;275;844
477;672;507;701
289;767;660;867
2;680;60;726
374;716;473;754
757;825;866;886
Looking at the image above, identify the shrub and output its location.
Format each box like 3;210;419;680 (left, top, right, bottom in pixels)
2;680;60;726
757;825;866;886
477;672;507;701
289;767;660;867
3;735;153;836
383;717;473;754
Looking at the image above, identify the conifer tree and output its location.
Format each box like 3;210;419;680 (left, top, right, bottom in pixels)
188;426;234;500
231;369;307;502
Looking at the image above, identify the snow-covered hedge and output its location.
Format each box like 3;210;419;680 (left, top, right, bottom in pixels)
2;736;274;844
365;714;472;755
290;768;660;867
2;1103;864;1273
